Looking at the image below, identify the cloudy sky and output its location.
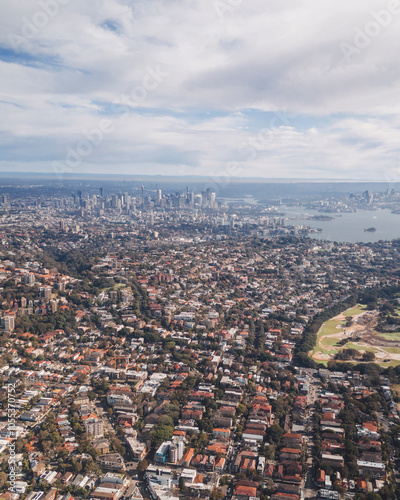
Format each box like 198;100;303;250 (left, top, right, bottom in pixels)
1;0;400;180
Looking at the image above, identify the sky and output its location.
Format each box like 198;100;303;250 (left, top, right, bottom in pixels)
1;0;400;181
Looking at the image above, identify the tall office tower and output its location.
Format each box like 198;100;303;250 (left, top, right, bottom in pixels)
60;220;66;231
141;185;145;206
150;212;155;226
210;192;216;209
157;189;162;205
99;187;103;197
111;195;118;208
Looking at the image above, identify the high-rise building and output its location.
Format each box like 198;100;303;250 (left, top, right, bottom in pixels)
25;273;35;285
177;440;184;460
157;189;162;205
169;445;178;464
40;286;52;300
210;192;216;208
1;315;15;332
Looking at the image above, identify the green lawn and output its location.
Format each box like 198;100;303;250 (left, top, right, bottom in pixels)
383;347;400;354
342;304;367;317
343;342;364;350
378;360;400;368
377;332;400;341
311;304;367;361
322;337;342;346
318;347;339;355
320;319;346;336
113;283;127;290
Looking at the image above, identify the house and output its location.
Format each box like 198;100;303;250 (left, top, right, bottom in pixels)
233;450;257;473
280;448;302;461
316;469;325;488
233;481;258;500
61;472;74;485
282;433;302;448
357;461;385;479
320;454;344;468
32;463;46;478
215;457;226;473
92;438;110;455
212;428;230;440
182;448;195;467
97;454;126;472
271;493;299;500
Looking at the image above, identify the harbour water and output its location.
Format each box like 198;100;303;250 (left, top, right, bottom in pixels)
283;207;400;243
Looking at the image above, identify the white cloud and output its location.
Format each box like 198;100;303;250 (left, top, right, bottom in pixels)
0;0;399;179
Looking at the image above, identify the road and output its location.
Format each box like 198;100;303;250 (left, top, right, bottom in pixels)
302;369;319;500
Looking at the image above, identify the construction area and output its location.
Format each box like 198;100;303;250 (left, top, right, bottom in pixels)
310;304;400;366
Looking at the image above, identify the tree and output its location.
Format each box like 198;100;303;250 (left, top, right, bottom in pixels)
149;422;174;446
179;476;187;492
0;471;8;486
269;423;284;444
237;404;246;415
363;351;375;362
137;459;148;472
211;489;225;500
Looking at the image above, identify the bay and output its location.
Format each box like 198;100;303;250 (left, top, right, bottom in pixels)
283;207;400;243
